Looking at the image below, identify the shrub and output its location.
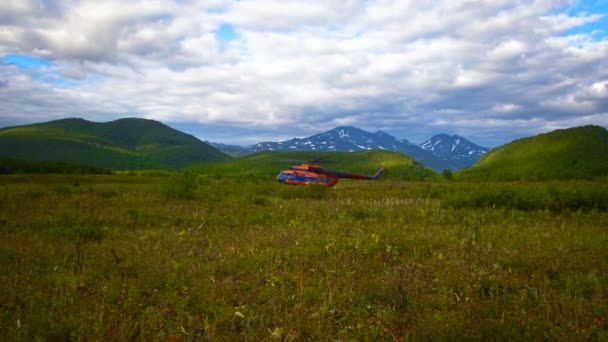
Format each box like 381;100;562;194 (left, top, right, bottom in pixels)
442;169;454;180
441;182;608;212
161;171;198;200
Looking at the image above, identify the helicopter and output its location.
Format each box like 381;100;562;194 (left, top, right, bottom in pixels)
276;162;384;187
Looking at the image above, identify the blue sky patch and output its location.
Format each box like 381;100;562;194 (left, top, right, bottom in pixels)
1;54;102;88
215;23;238;48
1;55;51;69
562;0;608;40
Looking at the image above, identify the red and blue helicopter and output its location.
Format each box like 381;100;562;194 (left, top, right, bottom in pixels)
276;162;384;187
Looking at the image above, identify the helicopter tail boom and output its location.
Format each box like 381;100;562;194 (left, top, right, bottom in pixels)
308;167;384;180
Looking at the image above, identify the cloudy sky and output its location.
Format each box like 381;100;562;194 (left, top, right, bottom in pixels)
1;0;607;147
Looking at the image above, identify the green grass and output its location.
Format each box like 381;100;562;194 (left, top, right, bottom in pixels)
457;125;608;181
1;173;607;340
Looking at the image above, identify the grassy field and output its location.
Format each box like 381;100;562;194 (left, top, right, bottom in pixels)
1;173;607;340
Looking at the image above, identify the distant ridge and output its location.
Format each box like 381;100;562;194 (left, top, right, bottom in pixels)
206;141;247;157
0;118;229;169
457;125;608;180
228;126;488;171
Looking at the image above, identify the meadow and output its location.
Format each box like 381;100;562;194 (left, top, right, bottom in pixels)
1;173;607;340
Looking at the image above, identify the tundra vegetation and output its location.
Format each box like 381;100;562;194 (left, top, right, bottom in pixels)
1;168;607;340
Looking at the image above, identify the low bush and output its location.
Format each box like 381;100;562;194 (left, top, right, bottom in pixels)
161;171;198;200
441;181;608;212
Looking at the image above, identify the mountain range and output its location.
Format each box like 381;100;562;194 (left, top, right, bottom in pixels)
210;126;489;171
1;118;605;181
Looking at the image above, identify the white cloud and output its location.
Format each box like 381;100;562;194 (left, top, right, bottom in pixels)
0;0;607;146
540;12;604;33
590;80;608;97
493;103;523;113
488;40;527;60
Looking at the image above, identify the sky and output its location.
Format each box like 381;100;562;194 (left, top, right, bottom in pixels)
0;0;607;147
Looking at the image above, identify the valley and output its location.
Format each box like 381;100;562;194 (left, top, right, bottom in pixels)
1;122;607;340
1;173;606;340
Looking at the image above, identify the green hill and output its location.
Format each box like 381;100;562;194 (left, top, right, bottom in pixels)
457;125;608;180
0;118;229;169
194;150;438;181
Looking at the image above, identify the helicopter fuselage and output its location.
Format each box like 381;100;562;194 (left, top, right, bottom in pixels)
276;164;339;187
276;164;383;187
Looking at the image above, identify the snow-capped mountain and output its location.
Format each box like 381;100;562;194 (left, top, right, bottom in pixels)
246;126;413;152
419;134;490;169
243;126;455;171
208;126;489;171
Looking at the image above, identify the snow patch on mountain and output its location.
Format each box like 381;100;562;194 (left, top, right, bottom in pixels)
419;134;490;169
214;126;490;171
